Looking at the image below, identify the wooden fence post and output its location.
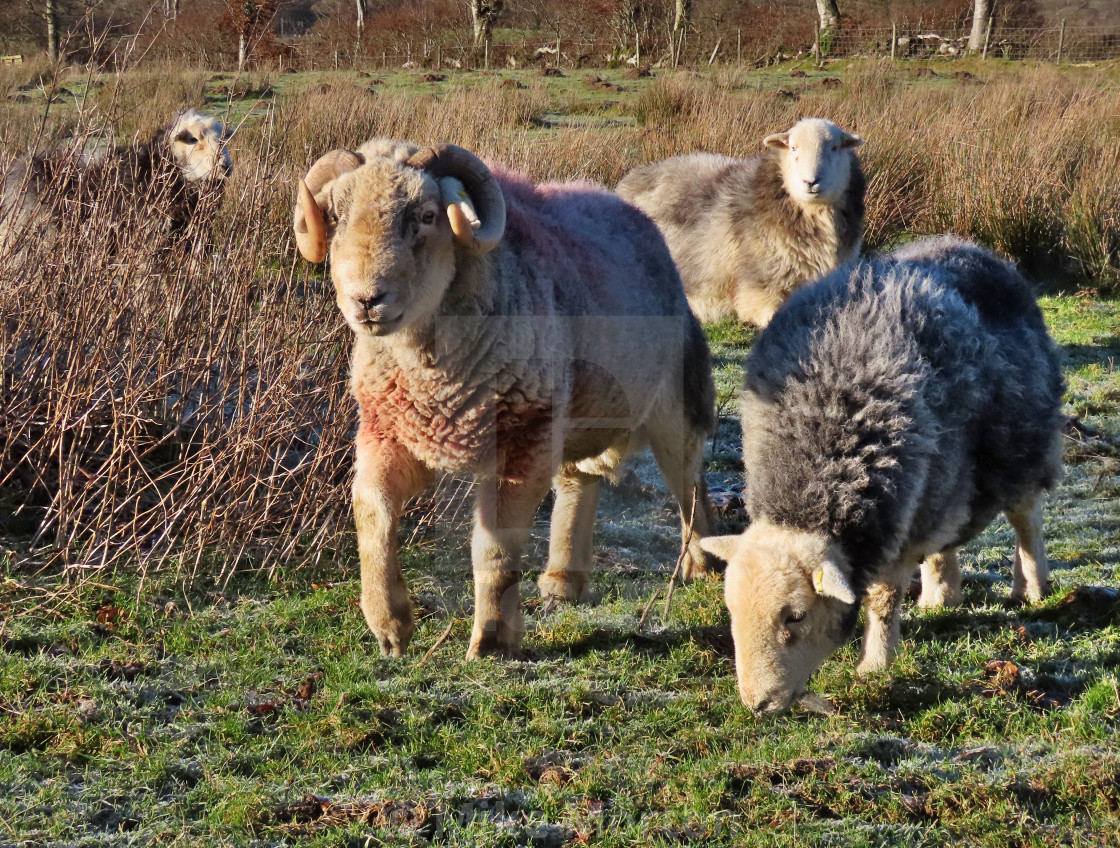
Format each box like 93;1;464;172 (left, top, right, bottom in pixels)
708;38;721;67
1057;19;1066;63
737;29;741;65
891;22;896;60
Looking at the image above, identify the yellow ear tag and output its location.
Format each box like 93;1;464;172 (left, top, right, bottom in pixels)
813;568;825;593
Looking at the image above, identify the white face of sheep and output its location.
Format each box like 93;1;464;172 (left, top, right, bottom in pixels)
701;521;859;715
167;111;233;183
764;118;862;207
292;144;506;337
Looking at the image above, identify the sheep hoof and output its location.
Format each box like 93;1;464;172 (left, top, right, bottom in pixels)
678;548;714;581
917;585;964;610
1010;583;1049;605
466;631;524;660
855;656;890;677
537;570;589;603
364;611;415;658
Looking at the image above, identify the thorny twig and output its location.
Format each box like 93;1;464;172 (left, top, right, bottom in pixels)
637;485;697;630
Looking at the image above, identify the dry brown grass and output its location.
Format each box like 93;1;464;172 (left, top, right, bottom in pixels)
1;62;1117;580
629;64;1120;286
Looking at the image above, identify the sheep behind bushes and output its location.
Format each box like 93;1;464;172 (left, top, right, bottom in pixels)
700;236;1065;713
617;118;865;326
293;139;716;660
0;109;232;255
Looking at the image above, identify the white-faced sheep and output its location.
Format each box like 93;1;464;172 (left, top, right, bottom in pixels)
616;118;865;327
293;139;715;659
0;109;232;253
700;236;1065;714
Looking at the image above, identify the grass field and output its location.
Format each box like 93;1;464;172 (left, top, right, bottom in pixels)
2;59;1119;846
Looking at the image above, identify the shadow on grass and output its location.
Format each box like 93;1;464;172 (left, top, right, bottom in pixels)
530;622;734;661
1061;339;1120;369
908;581;1120;640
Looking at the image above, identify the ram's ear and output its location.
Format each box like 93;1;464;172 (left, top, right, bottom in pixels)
699;535;741;564
763;131;790;149
812;558;857;605
840;130;864;149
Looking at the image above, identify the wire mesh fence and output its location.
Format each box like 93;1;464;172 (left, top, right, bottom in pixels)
293;23;1120;73
812;24;1120;64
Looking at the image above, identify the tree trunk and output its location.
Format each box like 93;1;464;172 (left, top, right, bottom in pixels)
815;0;840;31
814;0;840;56
45;0;59;65
356;0;366;36
469;0;505;55
673;0;692;36
163;0;180;20
968;0;993;52
238;31;248;72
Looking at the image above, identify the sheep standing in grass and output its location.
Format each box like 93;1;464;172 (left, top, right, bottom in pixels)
617;118;865;326
293;139;715;660
0;109;232;253
700;236;1065;713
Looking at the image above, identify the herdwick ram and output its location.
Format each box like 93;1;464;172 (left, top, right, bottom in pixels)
0;109;232;253
292;139;715;659
617;118;865;327
700;236;1065;714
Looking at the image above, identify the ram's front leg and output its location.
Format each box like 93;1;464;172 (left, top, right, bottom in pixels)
354;435;432;657
469;475;552;659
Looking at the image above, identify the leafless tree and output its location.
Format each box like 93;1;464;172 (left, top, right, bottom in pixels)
468;0;505;57
226;0;281;71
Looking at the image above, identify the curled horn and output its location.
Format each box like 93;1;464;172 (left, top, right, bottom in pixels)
294;149;363;263
407;144;506;255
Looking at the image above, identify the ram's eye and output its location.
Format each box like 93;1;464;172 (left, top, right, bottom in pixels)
177;132;198;145
421;209;437;225
785;610;806;626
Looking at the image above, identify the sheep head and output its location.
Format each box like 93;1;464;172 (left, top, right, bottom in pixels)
764;118;862;207
701;520;858;714
165;110;233;183
294;142;506;336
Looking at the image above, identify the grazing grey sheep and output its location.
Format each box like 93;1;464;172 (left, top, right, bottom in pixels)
700;236;1065;714
293;139;715;660
0;110;232;253
617;118;865;326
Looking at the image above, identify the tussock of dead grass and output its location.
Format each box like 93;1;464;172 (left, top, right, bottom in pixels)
0;62;1118;582
630;66;1120;284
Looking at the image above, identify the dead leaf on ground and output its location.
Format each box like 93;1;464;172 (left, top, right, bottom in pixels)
294;672;323;702
95;603;126;628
